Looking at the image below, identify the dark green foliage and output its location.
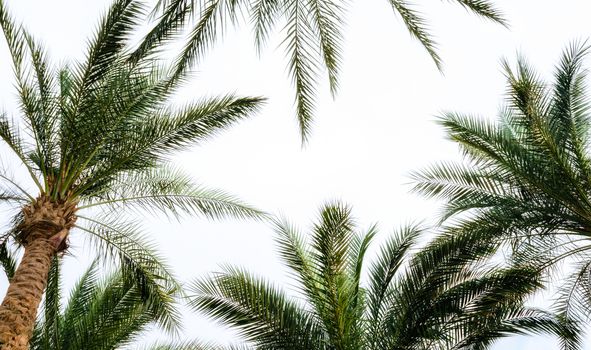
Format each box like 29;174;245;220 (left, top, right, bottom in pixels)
0;239;16;280
144;0;506;142
0;0;266;333
28;259;179;350
412;42;591;333
189;202;577;349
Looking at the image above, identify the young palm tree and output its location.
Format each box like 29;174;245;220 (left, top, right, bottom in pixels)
189;202;577;349
0;253;235;350
411;43;591;326
0;1;264;347
29;259;173;350
141;0;507;141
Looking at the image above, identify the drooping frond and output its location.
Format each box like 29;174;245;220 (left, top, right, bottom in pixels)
307;0;344;96
148;0;508;140
250;0;284;52
554;259;591;324
75;215;182;333
79;165;266;220
387;0;442;70
282;0;321;142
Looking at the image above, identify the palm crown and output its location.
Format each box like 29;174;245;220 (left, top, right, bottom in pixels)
29;259;172;350
0;0;264;346
143;0;507;141
190;202;576;349
412;43;591;326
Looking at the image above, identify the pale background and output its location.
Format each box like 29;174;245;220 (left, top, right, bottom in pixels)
0;0;590;348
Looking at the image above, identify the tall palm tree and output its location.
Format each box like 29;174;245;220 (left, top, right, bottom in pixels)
411;42;591;327
189;202;577;349
140;0;507;141
0;0;265;348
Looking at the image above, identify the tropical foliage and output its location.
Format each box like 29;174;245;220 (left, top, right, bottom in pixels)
0;253;238;350
190;202;577;349
143;0;507;141
28;258;171;350
412;42;591;327
0;0;264;346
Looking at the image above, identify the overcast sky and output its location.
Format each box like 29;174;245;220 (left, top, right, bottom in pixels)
1;0;591;348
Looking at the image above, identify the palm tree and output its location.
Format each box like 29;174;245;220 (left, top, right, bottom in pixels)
0;0;265;347
189;202;577;349
411;42;591;327
0;252;237;350
29;258;174;350
140;0;507;141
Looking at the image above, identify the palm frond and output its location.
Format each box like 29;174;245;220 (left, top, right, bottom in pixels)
79;166;266;220
387;0;441;70
70;0;145;98
412;43;591;347
348;224;377;311
0;2;45;189
61;272;160;349
129;0;193;64
38;256;62;350
307;0;344;96
448;0;507;25
172;0;246;82
0;239;17;280
250;0;284;52
190;265;325;349
75;215;182;334
22;32;60;179
73;95;264;196
148;0;508;140
366;225;421;331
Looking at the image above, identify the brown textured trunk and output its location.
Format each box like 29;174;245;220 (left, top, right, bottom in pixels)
0;197;76;350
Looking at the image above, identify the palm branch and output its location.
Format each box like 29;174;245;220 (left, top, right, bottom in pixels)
189;202;578;349
141;0;506;142
412;41;591;329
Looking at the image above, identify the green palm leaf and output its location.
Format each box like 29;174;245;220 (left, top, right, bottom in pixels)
150;0;506;141
190;202;577;349
413;42;591;327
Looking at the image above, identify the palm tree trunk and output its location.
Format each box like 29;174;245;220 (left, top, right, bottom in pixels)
0;229;66;350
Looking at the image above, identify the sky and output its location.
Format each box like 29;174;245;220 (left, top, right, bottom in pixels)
0;0;591;348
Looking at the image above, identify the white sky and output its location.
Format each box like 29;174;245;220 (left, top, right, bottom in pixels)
0;0;591;348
